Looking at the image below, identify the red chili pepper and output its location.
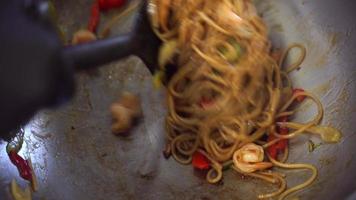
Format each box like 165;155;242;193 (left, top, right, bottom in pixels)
88;2;100;32
8;151;33;182
267;117;289;159
192;151;210;170
293;88;306;102
98;0;126;11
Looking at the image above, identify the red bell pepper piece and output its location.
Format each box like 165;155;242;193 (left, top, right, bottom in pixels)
8;151;33;182
293;88;306;102
98;0;126;11
267;117;289;159
88;2;100;32
192;151;210;170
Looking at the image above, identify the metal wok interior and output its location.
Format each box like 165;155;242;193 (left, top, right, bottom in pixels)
1;0;356;199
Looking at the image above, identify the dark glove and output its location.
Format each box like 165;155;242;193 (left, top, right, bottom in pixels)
0;0;74;140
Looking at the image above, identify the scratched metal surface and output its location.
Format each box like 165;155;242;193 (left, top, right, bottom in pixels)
1;0;356;199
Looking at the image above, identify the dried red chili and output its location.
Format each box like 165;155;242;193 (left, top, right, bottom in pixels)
88;2;100;32
98;0;126;11
8;151;33;182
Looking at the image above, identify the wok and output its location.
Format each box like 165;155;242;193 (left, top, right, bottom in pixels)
1;0;356;199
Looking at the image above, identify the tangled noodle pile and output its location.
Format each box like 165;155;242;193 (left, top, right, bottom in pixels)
148;0;342;199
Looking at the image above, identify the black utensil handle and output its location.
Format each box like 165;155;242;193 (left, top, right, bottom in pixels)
63;34;136;70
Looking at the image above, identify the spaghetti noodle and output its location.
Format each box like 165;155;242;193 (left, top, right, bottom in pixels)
148;0;341;199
